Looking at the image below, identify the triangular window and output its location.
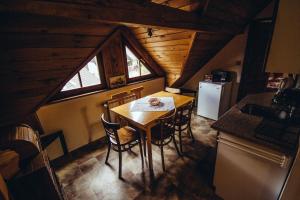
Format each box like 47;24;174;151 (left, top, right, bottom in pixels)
125;46;152;79
61;56;102;91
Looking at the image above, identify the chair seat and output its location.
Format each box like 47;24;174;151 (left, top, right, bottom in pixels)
150;125;173;142
175;115;189;126
114;126;138;145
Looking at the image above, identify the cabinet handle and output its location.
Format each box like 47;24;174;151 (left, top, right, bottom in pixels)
218;139;290;168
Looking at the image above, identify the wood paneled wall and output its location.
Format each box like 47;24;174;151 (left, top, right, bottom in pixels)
101;32;127;86
99;27;164;88
0;16;164;126
131;0;200;85
130;27;194;85
133;0;273;87
0;0;273;126
0;12;116;126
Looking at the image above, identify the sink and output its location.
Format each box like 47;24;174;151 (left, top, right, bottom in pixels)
240;104;279;119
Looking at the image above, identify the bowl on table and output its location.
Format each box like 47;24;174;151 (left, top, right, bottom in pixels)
148;97;161;106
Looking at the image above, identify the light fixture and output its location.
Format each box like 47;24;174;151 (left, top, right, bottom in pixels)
147;28;153;38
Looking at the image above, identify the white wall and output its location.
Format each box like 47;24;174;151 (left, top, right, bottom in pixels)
184;32;248;106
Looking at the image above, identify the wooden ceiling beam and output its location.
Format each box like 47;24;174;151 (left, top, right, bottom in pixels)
0;0;240;34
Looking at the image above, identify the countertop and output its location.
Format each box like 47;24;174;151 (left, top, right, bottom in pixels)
211;92;299;156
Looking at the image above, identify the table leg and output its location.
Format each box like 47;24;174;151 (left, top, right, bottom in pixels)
146;126;154;176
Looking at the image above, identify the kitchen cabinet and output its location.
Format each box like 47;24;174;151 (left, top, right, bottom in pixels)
214;132;292;200
266;0;300;73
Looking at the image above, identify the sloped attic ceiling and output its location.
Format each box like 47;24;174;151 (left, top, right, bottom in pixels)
131;0;272;86
0;12;116;126
0;0;272;126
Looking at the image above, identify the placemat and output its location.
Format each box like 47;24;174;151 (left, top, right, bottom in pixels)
130;97;175;112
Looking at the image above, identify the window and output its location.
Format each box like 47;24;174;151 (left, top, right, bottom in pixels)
125;46;152;79
61;56;101;92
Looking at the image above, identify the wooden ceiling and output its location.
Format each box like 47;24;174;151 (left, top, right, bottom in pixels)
172;0;273;87
130;27;194;85
130;0;272;86
0;12;116;126
131;0;200;85
0;0;272;126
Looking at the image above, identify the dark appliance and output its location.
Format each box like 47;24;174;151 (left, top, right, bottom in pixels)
272;88;300;125
273;88;300;108
212;70;232;82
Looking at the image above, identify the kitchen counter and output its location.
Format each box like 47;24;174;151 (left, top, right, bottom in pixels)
211;92;299;156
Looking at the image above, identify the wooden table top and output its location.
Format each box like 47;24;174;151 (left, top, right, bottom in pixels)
111;91;194;128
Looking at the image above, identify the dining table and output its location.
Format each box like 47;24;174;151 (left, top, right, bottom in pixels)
110;91;194;176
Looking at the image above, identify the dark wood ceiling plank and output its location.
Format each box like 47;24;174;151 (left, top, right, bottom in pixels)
0;77;65;93
0;0;240;33
1;59;83;72
133;28;183;36
138;32;193;43
1;48;93;63
143;39;191;48
0;33;105;49
0;12;116;36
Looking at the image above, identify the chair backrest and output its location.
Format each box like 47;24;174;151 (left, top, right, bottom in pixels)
107;98;123;123
123;93;137;104
101;114;121;145
165;87;181;94
157;109;176;140
175;101;194;126
130;86;144;99
111;91;128;99
107;93;137;123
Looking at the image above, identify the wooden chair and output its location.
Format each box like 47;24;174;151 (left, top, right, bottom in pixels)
130;86;144;99
122;93;137;104
150;109;181;171
111;91;128;99
101;114;144;179
106;97;123;123
106;93;137;126
175;101;195;153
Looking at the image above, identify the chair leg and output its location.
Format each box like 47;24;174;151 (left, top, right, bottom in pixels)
118;151;122;179
105;143;111;164
138;139;144;168
172;136;181;157
178;129;183;154
189;125;195;142
143;135;147;157
160;146;166;172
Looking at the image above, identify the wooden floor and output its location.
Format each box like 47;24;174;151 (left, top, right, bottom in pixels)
55;112;220;200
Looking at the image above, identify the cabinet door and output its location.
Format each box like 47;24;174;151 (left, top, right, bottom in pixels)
266;0;300;74
214;133;290;200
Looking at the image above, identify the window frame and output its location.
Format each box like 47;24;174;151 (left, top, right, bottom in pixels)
122;40;155;83
54;55;106;100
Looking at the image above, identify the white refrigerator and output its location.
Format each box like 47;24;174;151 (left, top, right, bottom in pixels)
197;81;232;120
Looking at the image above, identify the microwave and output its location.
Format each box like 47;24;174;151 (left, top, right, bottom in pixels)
212;70;232;82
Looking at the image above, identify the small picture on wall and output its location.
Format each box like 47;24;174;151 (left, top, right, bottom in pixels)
109;75;126;88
